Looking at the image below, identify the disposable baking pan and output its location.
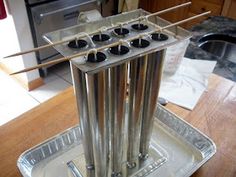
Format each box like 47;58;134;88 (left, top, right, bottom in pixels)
17;104;216;177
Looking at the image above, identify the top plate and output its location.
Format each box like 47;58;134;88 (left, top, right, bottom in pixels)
43;9;191;74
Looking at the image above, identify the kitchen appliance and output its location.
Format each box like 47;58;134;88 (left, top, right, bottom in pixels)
25;0;101;75
17;6;216;177
0;0;7;19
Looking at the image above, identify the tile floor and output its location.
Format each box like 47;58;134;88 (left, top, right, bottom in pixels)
0;62;72;126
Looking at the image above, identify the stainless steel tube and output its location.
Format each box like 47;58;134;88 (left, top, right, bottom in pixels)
71;64;95;177
127;56;147;168
139;50;166;158
87;70;109;177
109;63;128;176
67;161;83;177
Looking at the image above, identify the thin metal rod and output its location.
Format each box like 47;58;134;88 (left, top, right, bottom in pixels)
67;161;83;177
10;11;210;75
4;2;191;59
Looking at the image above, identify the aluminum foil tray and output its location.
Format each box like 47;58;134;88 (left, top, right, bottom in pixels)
17;104;216;177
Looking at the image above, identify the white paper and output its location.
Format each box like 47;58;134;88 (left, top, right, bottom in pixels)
159;57;217;110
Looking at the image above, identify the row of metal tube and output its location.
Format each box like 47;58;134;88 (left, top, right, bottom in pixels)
71;49;165;177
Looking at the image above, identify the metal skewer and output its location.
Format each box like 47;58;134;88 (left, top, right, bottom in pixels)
10;11;210;75
4;2;191;59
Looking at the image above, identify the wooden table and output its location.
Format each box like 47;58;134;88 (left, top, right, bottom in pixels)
0;74;236;177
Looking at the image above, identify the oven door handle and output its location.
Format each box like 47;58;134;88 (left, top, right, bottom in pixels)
37;9;80;24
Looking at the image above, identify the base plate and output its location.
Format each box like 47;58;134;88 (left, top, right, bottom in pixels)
70;142;167;177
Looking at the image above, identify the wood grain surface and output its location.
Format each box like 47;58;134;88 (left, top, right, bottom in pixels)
166;74;236;177
0;74;236;177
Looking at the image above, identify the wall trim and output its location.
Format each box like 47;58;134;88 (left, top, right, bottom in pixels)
28;77;44;91
0;63;44;91
221;0;231;16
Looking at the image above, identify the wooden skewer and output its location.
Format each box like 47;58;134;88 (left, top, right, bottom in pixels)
10;34;149;75
4;38;75;58
10;40;127;75
146;1;191;18
162;11;211;30
4;2;191;59
11;57;72;75
10;11;211;75
10;35;146;75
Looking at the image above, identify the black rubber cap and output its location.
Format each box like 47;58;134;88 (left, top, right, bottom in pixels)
131;38;150;48
92;34;110;42
131;23;148;31
87;52;106;63
151;33;169;41
113;28;129;36
109;45;129;55
67;39;87;49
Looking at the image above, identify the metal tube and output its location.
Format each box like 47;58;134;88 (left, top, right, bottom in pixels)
87;70;109;177
139;50;166;158
127;56;147;168
109;63;128;176
70;64;95;177
67;161;83;177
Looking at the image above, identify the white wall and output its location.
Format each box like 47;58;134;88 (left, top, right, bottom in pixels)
0;0;40;82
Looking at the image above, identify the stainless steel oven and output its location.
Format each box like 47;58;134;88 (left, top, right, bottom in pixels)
25;0;100;75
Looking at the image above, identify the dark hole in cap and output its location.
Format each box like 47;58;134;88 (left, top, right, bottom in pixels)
109;45;129;55
114;28;129;36
151;33;169;41
131;23;148;31
68;39;87;49
131;38;150;48
92;34;110;42
87;52;106;63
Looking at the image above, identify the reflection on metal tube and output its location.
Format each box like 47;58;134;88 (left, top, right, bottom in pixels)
70;64;95;177
139;50;166;158
67;161;83;177
87;71;109;177
127;56;147;168
109;63;128;176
